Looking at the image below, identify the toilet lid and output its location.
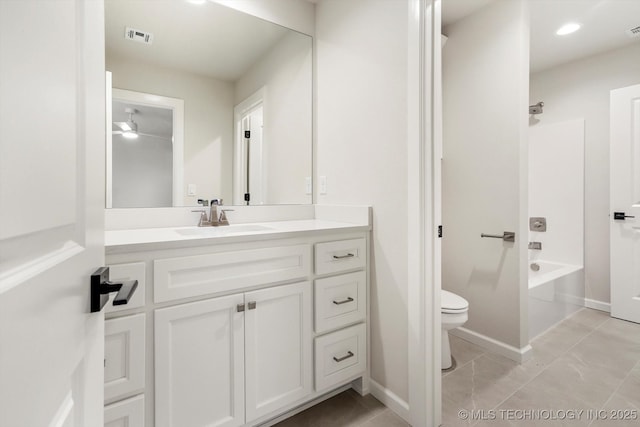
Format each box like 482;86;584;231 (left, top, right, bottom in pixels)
442;290;469;313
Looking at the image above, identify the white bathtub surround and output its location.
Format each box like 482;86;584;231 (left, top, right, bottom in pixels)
528;119;584;267
528;119;585;339
528;261;584;339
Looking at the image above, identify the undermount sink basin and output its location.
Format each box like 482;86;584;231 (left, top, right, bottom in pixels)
175;224;275;237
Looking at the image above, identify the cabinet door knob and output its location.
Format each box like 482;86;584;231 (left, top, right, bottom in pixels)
248;301;257;310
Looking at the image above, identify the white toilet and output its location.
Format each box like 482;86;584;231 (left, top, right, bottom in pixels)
441;290;469;370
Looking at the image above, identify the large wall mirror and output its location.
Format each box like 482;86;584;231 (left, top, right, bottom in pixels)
105;0;312;208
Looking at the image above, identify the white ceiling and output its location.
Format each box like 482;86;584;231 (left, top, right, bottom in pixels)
105;0;295;82
442;0;640;73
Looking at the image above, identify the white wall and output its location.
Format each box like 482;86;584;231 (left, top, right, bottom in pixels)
316;0;410;403
530;43;640;304
528;119;584;267
236;32;313;205
214;0;315;36
442;0;529;350
107;54;235;205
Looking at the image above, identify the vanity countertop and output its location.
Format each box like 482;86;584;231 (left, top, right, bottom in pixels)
105;219;370;253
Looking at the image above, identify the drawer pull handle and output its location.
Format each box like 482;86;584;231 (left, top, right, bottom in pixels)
333;297;354;305
333;253;355;260
333;351;354;362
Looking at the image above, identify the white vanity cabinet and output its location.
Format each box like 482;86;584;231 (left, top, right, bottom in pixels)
154;281;312;427
104;222;370;427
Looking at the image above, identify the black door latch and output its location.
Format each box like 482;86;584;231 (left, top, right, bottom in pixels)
90;267;138;313
613;211;635;220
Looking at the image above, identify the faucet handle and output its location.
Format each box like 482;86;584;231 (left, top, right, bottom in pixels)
218;209;234;226
211;198;223;206
197;199;209;206
191;209;210;227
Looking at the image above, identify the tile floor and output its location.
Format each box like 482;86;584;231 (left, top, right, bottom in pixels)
273;308;639;427
442;308;640;426
272;388;410;427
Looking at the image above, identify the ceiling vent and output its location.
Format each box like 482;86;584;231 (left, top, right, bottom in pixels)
626;25;640;38
125;27;154;45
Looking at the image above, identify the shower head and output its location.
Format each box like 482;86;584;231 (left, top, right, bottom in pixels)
529;101;544;115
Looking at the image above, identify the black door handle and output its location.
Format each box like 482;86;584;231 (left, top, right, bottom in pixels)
614;211;636;220
90;267;138;313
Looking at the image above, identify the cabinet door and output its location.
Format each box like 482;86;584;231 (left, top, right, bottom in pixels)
245;282;312;422
155;294;245;427
104;394;144;427
104;314;145;403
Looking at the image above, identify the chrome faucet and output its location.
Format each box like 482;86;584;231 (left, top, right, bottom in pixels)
209;200;220;226
192;198;232;227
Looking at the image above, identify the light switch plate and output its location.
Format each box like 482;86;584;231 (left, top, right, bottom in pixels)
187;184;196;196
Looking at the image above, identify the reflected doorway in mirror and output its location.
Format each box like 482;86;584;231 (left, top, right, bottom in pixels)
106;83;184;208
234;88;265;205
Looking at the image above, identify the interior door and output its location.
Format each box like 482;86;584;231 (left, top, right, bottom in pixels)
0;1;106;425
234;90;265;205
610;84;640;324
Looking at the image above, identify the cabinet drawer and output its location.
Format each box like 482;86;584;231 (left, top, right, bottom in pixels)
315;271;366;333
154;244;311;303
315;239;366;275
104;394;144;427
314;323;366;391
105;314;145;403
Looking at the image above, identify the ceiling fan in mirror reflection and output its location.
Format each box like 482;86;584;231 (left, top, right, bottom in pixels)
112;108;167;141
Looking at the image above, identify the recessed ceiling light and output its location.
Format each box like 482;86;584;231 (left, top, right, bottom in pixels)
556;22;581;36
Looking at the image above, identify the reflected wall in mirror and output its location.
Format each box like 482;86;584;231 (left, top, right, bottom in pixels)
105;0;313;208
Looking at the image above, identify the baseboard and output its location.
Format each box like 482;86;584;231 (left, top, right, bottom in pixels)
584;298;611;313
369;379;411;423
451;327;533;363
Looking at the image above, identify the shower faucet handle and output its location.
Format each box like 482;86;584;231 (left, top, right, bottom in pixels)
529;217;547;231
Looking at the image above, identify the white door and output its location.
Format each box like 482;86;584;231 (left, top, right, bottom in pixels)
0;1;106;426
610;84;640;324
155;295;245;427
233;90;265;205
246;106;265;205
244;281;312;422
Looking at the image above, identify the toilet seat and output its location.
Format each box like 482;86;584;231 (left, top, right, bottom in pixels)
442;290;468;314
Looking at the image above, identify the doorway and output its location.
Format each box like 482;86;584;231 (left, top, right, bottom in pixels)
234;88;265;206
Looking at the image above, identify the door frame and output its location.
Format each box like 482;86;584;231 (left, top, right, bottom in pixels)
407;0;441;426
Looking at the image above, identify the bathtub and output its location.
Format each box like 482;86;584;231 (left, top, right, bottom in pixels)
528;260;584;339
